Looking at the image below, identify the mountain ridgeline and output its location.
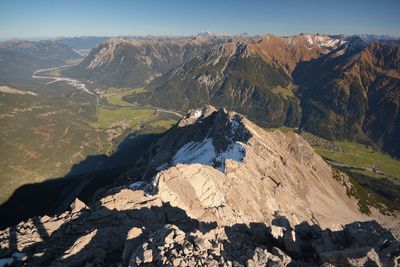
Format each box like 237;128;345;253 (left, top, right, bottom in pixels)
64;36;228;88
0;39;82;84
67;34;400;157
1;106;399;266
294;38;400;157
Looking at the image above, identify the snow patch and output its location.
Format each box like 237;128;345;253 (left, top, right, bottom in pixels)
172;138;216;166
324;39;340;48
129;173;161;195
333;49;346;57
215;142;245;172
171;137;245;172
306;35;314;45
156;163;168;171
193;109;203;119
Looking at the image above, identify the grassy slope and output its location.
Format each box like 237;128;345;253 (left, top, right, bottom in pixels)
90;107;156;129
148;119;177;129
0;90;110;203
0;81;179;204
269;127;400;214
313;140;400;214
99;86;179;132
106;87;146;107
313;141;400;184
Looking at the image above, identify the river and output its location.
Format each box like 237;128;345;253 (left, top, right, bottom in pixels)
32;64;183;117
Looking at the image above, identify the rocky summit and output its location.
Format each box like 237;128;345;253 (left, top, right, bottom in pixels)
0;106;399;266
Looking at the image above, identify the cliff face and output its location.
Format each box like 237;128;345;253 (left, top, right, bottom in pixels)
294;39;400;157
62;35;400;156
129;106;366;228
0;107;398;266
1;190;398;266
137;35;342;128
64;37;220;88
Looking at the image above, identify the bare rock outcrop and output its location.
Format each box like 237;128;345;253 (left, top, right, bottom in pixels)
0;106;399;266
131;106;369;228
0;189;399;266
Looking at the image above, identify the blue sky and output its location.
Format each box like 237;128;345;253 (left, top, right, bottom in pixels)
0;0;399;39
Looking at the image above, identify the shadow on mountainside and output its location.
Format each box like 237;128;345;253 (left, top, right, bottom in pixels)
131;107;252;182
1;193;398;266
0;107;249;230
0;132;163;229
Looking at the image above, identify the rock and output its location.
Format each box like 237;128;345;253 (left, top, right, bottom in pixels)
142;248;154;263
70;198;88;214
294;221;312;238
164;230;175;245
268;261;284;267
194;237;212;251
122;227;144;262
320;247;383;267
271;246;292;266
272;216;292;230
174;232;185;243
270;225;285;241
283;230;302;258
345;221;394;248
61;229;97;260
1;109;399;267
172;258;181;266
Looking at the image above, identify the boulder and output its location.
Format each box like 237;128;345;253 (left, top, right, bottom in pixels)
70;198;88;214
319;247;383;267
122;227;144;262
271;246;292;266
194;237;212;251
283;230;302;258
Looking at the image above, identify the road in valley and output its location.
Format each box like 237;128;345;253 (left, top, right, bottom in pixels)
32;64;183;118
31;64;182;212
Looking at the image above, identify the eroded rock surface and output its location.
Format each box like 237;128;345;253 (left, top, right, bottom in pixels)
0;106;399;266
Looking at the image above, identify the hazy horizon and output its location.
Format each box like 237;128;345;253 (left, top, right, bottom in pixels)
1;32;400;43
1;0;400;40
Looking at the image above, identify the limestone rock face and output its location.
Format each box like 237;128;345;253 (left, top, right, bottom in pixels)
69;198;88;214
0;106;399;266
134;106;367;228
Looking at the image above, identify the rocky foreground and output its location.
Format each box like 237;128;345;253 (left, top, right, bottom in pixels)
0;106;399;266
0;191;398;266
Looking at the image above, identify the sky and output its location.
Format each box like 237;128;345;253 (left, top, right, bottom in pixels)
0;0;399;39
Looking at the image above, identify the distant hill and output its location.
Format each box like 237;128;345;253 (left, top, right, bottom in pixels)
0;39;82;84
56;36;111;49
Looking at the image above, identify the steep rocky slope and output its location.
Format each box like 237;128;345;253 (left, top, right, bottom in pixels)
294;38;400;157
64;36;226;87
135;35;343;127
1;190;398;266
63;34;400;156
128;106;396;229
1;106;398;266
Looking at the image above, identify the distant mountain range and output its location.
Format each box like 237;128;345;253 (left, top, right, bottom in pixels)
63;35;229;88
62;33;400;158
56;36;111;50
294;37;400;157
0;39;81;84
1;33;399;157
1;106;398;266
